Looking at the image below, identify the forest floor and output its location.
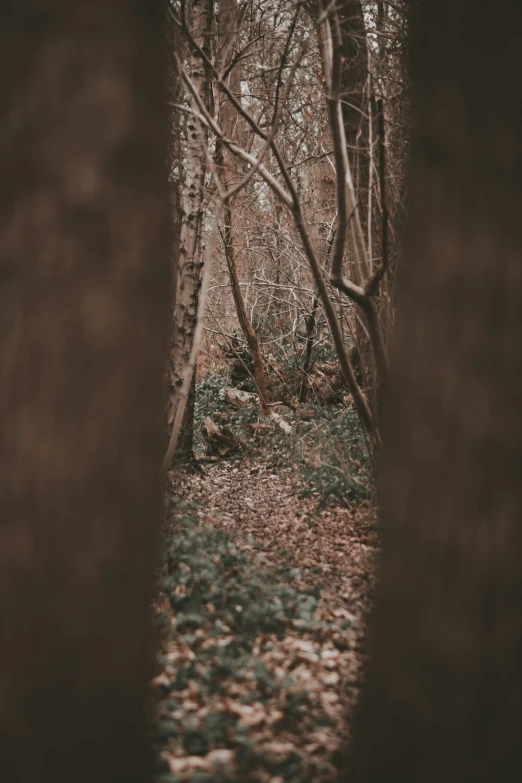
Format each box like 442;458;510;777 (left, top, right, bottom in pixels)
153;454;378;783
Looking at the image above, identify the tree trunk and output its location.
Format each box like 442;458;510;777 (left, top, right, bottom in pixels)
337;2;380;417
298;295;319;403
0;3;169;782
177;371;197;465
217;0;271;416
169;0;213;466
351;2;522;782
222;215;271;414
338;0;369;216
166;17;183;434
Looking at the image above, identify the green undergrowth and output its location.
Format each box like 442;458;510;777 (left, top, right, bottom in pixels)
154;495;353;783
160;496;323;644
194;372;374;508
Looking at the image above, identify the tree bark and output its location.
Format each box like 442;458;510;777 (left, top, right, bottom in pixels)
166;17;183;433
0;3;169;781
350;2;522;781
169;0;213;466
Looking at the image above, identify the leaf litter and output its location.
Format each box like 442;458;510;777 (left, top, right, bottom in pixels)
153;460;378;783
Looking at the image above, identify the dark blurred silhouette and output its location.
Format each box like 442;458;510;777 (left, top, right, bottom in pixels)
0;2;169;781
351;2;522;782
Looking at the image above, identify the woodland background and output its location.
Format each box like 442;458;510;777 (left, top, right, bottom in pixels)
2;2;522;783
166;0;407;469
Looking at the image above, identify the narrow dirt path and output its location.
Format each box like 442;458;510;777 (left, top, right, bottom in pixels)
155;461;379;783
189;461;378;617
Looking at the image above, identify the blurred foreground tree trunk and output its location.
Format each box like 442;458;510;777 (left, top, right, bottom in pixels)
351;2;522;782
0;2;169;781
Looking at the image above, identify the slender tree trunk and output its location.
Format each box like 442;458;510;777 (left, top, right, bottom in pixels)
351;2;522;782
166;18;183;433
217;0;271;415
338;2;378;414
338;0;370;216
169;0;213;467
222;212;271;414
298;295;319;403
0;3;169;781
